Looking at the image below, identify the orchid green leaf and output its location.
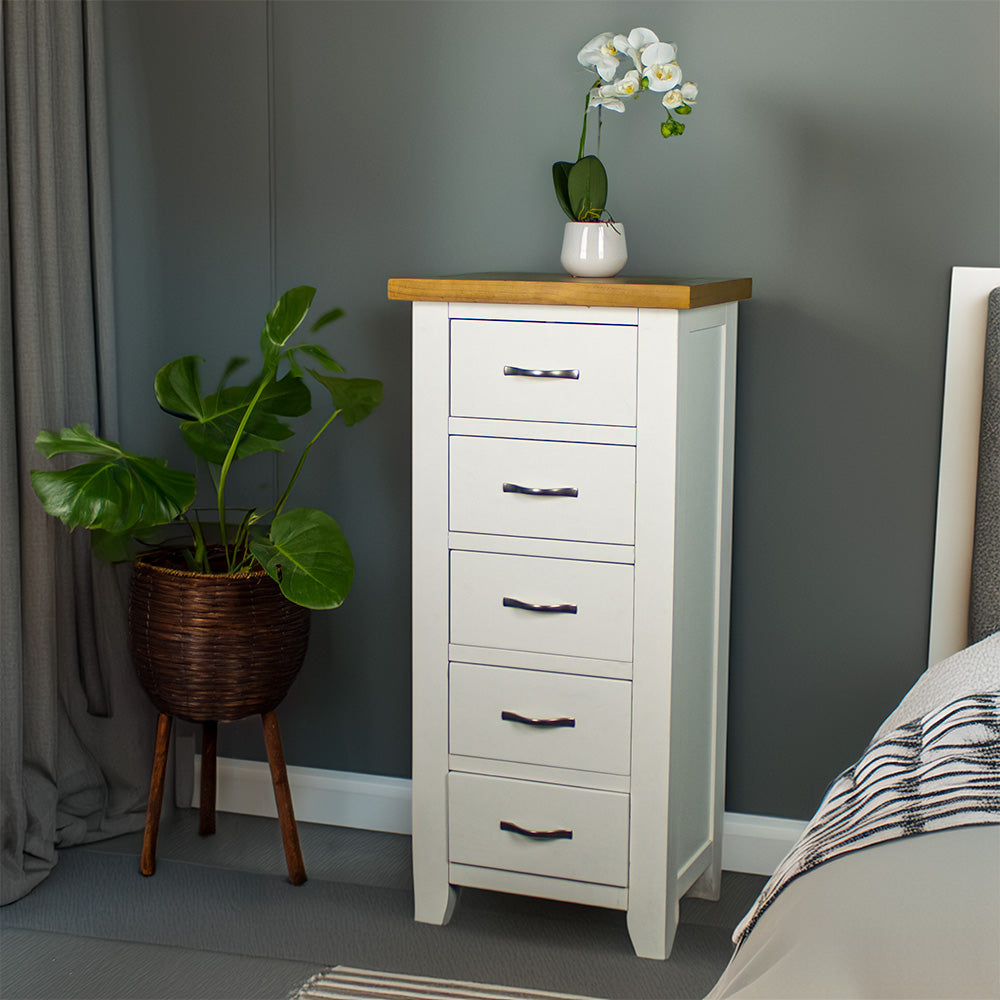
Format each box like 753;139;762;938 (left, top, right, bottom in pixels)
552;161;575;221
567;155;608;221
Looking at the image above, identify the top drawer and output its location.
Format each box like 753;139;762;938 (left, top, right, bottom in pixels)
450;320;637;426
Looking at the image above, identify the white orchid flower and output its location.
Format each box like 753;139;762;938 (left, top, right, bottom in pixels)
641;41;678;68
577;32;620;82
613;27;660;70
661;89;685;110
589;93;626;113
680;81;699;103
645;60;682;92
589;69;642;113
612;69;642;98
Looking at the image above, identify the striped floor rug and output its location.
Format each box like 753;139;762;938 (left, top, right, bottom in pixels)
291;966;605;1000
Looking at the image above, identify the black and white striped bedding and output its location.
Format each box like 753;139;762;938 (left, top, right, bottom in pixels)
732;684;1000;949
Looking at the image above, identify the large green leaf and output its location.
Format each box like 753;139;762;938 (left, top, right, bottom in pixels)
31;426;196;535
291;343;344;373
567;155;608;221
154;355;206;420
260;286;316;374
309;373;384;427
35;423;126;459
158;358;311;464
250;507;354;609
180;406;296;464
309;307;345;333
186;374;311;463
262;286;316;347
286;343;344;380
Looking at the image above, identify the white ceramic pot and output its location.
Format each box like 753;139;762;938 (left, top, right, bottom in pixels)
560;221;628;278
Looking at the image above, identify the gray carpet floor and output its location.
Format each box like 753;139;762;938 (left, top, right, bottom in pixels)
0;810;766;1000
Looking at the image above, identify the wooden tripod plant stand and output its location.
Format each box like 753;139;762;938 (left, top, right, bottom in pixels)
141;711;306;885
128;549;312;887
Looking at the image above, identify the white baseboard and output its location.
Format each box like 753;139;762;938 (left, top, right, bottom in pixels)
191;755;413;835
720;811;808;876
192;756;806;877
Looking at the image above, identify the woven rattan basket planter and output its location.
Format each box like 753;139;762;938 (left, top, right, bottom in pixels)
129;548;311;723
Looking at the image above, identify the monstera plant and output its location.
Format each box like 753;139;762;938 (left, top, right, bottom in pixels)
31;285;382;610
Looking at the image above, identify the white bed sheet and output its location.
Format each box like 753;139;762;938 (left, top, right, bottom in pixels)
707;824;999;999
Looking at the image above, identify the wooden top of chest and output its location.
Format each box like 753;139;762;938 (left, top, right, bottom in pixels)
387;273;752;310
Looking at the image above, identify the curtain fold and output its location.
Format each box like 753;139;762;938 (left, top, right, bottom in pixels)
2;0;155;905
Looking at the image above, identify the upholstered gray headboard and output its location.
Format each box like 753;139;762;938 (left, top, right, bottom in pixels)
969;287;1000;644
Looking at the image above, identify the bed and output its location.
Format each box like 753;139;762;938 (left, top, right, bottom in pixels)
707;268;1000;1000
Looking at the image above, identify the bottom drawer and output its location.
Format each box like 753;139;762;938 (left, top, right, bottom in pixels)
448;772;629;887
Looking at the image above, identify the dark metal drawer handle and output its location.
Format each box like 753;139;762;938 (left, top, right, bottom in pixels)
502;482;579;498
501;710;576;728
502;597;578;614
503;365;580;380
500;820;573;841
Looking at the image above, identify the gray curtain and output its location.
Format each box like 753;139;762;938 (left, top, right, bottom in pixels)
1;0;156;905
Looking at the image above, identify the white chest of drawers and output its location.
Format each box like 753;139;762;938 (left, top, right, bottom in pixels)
389;273;751;960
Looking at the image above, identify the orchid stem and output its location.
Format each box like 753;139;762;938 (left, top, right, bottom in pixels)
578;83;595;160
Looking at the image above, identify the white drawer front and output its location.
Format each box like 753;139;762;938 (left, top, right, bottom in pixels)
449;436;636;544
449;663;632;774
448;772;629;886
450;320;637;426
450;551;634;662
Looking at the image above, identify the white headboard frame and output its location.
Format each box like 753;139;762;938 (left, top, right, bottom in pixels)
928;266;1000;666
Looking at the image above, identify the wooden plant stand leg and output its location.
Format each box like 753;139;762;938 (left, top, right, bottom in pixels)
199;720;218;836
141;712;173;876
261;710;307;885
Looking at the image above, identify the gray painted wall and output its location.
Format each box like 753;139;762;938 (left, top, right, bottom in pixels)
103;0;1000;820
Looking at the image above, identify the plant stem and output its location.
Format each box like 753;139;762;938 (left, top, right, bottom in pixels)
216;377;272;572
272;408;343;519
188;512;208;571
229;509;257;570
